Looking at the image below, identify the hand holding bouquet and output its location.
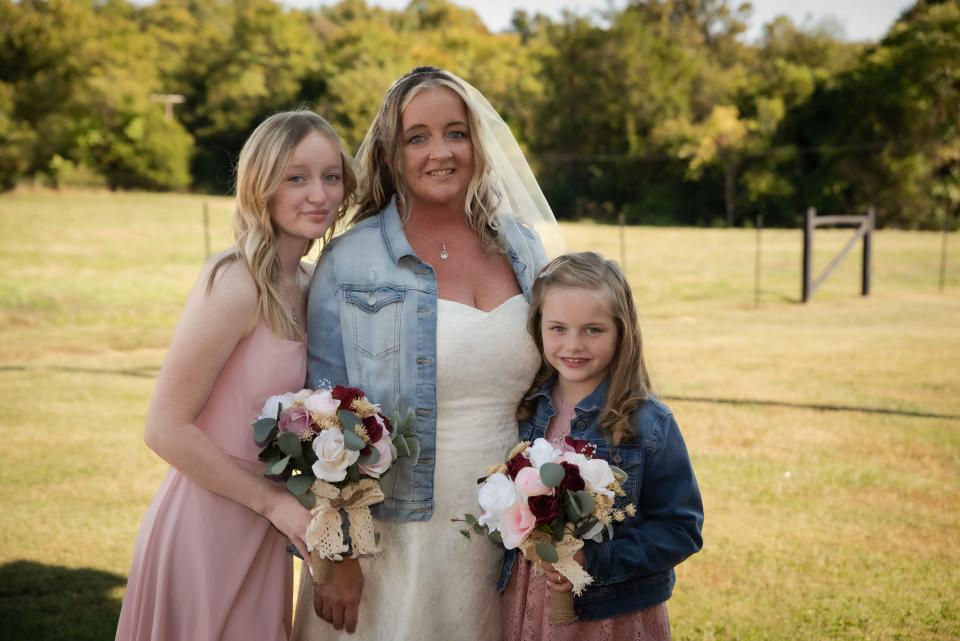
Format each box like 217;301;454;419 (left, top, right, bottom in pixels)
457;436;633;624
253;385;419;584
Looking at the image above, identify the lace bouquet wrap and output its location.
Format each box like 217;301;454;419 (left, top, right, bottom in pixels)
252;386;419;584
458;437;632;624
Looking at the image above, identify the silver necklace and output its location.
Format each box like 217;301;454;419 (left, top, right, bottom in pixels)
408;221;449;261
292;306;301;328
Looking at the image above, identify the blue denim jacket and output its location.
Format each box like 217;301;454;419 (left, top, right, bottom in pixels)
306;198;546;522
497;378;704;620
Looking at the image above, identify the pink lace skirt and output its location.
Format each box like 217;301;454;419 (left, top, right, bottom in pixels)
501;558;672;641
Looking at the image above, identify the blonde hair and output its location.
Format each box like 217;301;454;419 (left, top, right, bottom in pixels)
518;252;652;444
352;66;504;252
207;110;357;338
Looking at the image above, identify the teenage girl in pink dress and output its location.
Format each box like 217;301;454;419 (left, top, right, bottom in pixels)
115;111;356;641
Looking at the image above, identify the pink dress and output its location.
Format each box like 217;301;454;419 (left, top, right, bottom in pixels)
116;321;306;641
501;390;673;641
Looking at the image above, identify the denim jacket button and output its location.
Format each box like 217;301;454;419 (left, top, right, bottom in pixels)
613;453;622;465
576;420;586;429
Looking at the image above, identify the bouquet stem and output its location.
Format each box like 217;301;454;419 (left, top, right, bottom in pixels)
310;550;335;586
549;589;577;625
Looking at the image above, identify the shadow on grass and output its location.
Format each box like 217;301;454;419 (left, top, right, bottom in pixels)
0;560;125;641
0;365;159;378
664;394;960;421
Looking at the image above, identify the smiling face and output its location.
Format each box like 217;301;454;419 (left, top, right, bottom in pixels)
270;129;345;242
540;286;619;404
399;86;475;211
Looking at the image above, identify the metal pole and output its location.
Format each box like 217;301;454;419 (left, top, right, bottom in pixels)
203;202;211;260
802;207;815;302
940;206;951;293
619;211;626;271
754;212;763;308
862;207;874;297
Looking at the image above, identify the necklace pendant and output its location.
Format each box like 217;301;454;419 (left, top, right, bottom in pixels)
440;243;449;261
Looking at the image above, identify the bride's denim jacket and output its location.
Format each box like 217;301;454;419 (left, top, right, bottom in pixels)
497;378;704;620
306;198;546;522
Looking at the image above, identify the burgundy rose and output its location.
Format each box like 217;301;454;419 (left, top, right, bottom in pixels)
559;461;585;493
528;494;561;524
505;452;532;479
331;385;364;407
563;435;596;458
278;406;311;435
362;415;384;443
378;413;394;434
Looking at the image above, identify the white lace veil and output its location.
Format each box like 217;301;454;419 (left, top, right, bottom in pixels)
352;68;566;260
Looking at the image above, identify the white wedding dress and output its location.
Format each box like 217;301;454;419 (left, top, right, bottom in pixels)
293;294;541;641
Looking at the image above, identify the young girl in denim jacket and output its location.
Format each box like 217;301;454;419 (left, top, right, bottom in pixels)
499;251;704;640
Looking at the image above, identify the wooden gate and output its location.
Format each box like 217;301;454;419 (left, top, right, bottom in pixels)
802;207;875;303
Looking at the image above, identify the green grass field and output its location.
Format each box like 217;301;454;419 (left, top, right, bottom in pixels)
1;190;958;641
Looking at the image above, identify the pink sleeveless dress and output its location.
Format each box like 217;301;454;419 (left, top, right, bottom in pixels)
116;321;306;641
501;389;672;641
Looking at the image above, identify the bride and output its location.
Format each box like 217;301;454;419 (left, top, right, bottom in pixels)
294;67;563;640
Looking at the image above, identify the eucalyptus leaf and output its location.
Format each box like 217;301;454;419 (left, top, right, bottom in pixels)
535;542;559;564
400;407;415;434
342;427;366;451
338;409;361;432
564;490;583;521
357;445;381;466
575;490;595;515
347;463;360;484
465;514;478;526
488;530;503;545
277;432;302;457
460;529;471;539
253;418;278;444
286;474;314;496
296;491;316;509
405;437;420;464
266;455;291;476
393;433;411;458
539;462;565;487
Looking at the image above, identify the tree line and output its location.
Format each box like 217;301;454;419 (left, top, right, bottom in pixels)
1;0;957;229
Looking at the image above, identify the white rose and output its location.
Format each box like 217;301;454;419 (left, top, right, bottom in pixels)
304;389;340;418
292;388;313;404
260;393;296;419
528;438;561;469
311;429;360;482
562;452;616;497
477;473;518;529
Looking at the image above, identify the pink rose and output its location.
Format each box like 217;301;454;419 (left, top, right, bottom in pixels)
305;389;340;418
514;466;552;497
278;406;311;434
499;500;537;549
358;435;393;478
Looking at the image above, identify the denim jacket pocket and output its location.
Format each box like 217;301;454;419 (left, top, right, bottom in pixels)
596;443;645;506
342;285;405;360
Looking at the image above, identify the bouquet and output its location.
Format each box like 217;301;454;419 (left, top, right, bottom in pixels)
457;436;633;624
253;385;419;584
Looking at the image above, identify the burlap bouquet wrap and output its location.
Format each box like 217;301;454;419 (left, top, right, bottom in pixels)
520;530;593;624
304;478;385;585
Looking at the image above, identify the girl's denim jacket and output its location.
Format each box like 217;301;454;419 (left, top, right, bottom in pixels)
497;378;704;620
306;198;546;522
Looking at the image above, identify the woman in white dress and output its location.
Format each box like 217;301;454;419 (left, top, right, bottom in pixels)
295;67;563;640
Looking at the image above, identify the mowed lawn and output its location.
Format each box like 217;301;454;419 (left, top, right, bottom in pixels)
1;190;958;641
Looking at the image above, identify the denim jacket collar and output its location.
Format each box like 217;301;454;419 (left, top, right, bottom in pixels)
380;198;418;265
527;376;611;415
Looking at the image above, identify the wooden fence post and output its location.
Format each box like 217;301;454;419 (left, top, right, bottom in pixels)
862;207;874;296
802;207;815;303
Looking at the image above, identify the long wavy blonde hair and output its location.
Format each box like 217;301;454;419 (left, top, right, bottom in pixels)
352;66;505;253
207;110;357;338
517;252;652;444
